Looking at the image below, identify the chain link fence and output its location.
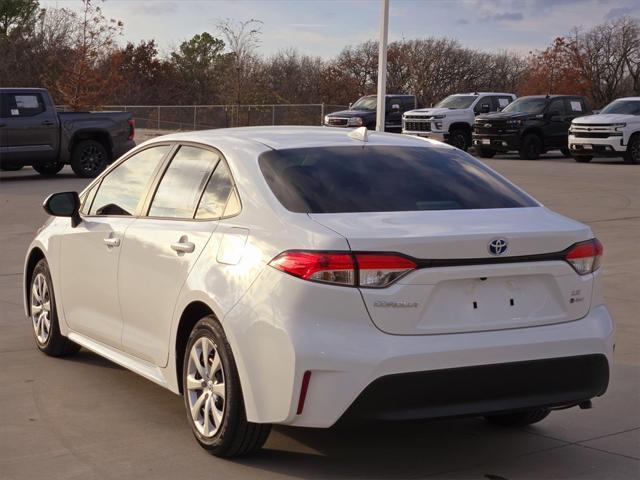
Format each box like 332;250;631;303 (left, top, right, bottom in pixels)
80;104;349;131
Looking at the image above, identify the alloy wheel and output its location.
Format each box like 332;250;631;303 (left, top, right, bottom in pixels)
31;273;51;344
80;145;105;174
631;139;640;163
186;337;226;437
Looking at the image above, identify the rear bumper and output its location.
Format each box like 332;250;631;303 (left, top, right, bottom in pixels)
472;133;520;152
341;354;608;422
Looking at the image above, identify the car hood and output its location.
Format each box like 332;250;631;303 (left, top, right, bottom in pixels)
572;113;636;124
327;109;375;118
476;112;536;121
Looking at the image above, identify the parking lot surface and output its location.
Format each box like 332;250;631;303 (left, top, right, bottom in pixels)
1;152;639;479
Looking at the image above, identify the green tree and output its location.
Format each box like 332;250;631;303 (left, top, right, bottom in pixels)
170;32;227;104
0;0;41;37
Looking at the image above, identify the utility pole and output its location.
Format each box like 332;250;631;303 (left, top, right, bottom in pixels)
375;0;389;132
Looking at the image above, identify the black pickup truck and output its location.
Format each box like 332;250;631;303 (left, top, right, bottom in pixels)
323;94;417;132
0;88;135;177
473;95;592;160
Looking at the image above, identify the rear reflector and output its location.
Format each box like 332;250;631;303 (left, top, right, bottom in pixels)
296;370;312;415
269;251;417;287
565;238;603;275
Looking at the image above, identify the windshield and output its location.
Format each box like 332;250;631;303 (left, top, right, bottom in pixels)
259;146;537;213
601;100;640;115
434;95;476;110
502;97;547;114
351;96;377;111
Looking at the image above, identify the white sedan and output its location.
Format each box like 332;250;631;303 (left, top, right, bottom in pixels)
24;126;614;457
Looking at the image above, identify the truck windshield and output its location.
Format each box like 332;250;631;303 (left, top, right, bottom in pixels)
502;97;547;114
351;96;377;111
259;146;537;213
434;95;476;109
601;100;640;115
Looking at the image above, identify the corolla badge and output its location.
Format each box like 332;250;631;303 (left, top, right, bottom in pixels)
488;238;508;256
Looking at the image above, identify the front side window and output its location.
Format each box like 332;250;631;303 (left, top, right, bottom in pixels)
90;145;170;216
259;146;538;214
149;146;220;219
547;99;566;115
474;97;492;114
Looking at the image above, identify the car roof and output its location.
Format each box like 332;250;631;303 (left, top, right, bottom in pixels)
152;126;451;151
520;94;584;99
0;87;48;92
452;92;515;96
361;94;415;98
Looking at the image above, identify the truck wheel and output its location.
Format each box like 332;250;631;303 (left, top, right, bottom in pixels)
449;129;469;151
560;148;572;158
624;134;640;164
574;155;593;163
477;148;496;158
519;134;542;160
71;140;109;178
33;161;64;176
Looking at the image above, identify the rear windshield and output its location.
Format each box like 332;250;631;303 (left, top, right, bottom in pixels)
259;146;537;213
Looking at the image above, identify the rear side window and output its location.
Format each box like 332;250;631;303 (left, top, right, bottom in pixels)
195;160;237;219
259;146;537;213
90;145;170;216
149;146;219;219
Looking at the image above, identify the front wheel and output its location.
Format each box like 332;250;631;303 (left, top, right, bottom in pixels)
560;147;572;158
519;134;543;160
71;140;109;178
183;316;271;457
449;129;470;151
485;408;550;427
33;161;64;176
624;134;640;164
574;155;593;163
30;259;80;357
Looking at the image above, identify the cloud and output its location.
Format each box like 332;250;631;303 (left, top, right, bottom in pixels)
129;2;179;16
288;23;329;28
605;5;640;20
492;12;524;21
456;19;470;25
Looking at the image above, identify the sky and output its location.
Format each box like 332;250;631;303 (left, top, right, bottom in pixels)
40;0;640;58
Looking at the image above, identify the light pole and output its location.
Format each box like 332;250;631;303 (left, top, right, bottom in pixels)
375;0;389;132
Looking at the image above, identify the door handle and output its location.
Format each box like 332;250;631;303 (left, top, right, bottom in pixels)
171;235;195;254
41;120;54;126
103;237;121;248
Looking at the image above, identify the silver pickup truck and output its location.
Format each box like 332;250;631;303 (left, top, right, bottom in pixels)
0;88;135;178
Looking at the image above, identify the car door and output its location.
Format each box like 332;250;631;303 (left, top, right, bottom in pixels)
0;92;59;164
58;144;171;347
385;97;403;131
544;98;568;148
474;96;493;116
118;144;240;366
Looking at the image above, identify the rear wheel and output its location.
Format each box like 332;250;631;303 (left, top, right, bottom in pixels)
624;134;640;164
183;315;271;457
477;148;496;158
30;259;80;357
71;140;109;178
449;129;470;151
485;408;550;427
33;161;64;176
519;134;543;160
574;155;593;163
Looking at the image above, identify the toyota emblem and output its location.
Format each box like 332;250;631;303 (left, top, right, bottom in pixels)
488;238;508;256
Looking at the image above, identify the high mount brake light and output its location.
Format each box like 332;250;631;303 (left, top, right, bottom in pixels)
565;238;603;275
268;251;417;288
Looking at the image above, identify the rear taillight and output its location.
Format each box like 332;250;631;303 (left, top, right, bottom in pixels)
268;251;416;288
565;238;603;275
127;119;135;140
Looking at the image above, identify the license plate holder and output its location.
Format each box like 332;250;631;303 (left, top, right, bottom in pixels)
482;139;491;145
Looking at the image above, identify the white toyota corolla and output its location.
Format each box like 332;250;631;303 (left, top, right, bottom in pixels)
25;126;614;457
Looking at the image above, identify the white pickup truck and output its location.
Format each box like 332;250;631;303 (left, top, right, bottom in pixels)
569;97;640;164
402;92;516;151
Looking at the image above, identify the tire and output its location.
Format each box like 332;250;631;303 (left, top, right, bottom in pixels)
624;134;640;164
182;315;271;457
33;161;64;176
574;155;593;163
449;129;470;151
70;139;109;178
519;134;543;160
560;147;571;158
485;408;550;427
29;259;80;357
477;148;496;158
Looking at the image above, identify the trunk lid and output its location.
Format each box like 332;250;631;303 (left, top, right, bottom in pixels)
310;207;595;335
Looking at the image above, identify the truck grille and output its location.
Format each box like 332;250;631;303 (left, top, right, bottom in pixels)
404;120;431;132
474;120;507;134
572;132;611;139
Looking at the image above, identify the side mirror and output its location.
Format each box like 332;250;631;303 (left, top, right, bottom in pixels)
348;102;353;109
43;191;81;227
